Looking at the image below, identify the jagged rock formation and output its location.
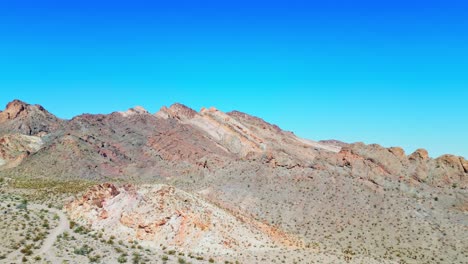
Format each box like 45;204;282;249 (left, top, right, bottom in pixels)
334;143;467;188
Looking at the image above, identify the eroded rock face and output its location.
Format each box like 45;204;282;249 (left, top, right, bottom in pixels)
335;143;468;188
436;155;464;170
409;149;429;161
461;158;468;173
0;100;28;122
428;155;466;186
339;143;405;176
76;183;120;208
0;134;43;169
66;184;292;253
388;147;406;159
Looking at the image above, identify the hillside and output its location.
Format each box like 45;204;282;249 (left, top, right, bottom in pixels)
0;99;467;263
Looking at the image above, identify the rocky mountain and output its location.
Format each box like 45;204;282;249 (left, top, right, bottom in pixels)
0;99;63;136
1;100;466;188
1;99;467;263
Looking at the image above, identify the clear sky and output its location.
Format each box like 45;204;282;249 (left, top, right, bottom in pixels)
0;0;467;158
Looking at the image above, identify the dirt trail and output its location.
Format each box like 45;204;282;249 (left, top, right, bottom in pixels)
33;204;69;256
3;204;69;263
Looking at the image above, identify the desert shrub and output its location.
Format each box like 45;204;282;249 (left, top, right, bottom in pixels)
132;252;142;264
74;245;93;255
88;254;101;263
118;255;128;263
20;244;33;256
16;200;28;210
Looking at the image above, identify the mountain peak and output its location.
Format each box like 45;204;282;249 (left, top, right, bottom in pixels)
0;100;29;122
155;103;197;120
409;148;429;160
0;100;61;135
119;106;149;117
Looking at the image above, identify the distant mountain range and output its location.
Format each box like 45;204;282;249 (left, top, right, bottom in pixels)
0;99;466;188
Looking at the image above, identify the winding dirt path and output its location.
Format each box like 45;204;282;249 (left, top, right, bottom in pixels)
32;204;69;256
3;204;69;263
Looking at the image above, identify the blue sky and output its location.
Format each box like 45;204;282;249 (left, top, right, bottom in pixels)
0;0;467;158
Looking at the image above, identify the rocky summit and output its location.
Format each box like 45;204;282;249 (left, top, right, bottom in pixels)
0;100;467;264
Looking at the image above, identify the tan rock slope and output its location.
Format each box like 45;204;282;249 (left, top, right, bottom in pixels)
66;183;298;254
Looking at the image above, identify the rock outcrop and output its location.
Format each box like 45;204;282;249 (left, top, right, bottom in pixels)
0;134;43;169
0;100;29;122
409;148;429;161
335;143;467;188
66;183;294;253
118;106;149;117
155;103;198;120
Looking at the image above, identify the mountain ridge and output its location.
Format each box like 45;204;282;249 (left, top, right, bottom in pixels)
0;99;466;188
1;99;467;263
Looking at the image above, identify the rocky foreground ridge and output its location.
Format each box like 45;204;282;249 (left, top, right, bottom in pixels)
65;183;299;255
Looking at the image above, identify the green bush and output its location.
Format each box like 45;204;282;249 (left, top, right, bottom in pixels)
16;200;28;210
118;255;128;263
88;254;101;263
74;245;93;255
132;252;141;264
